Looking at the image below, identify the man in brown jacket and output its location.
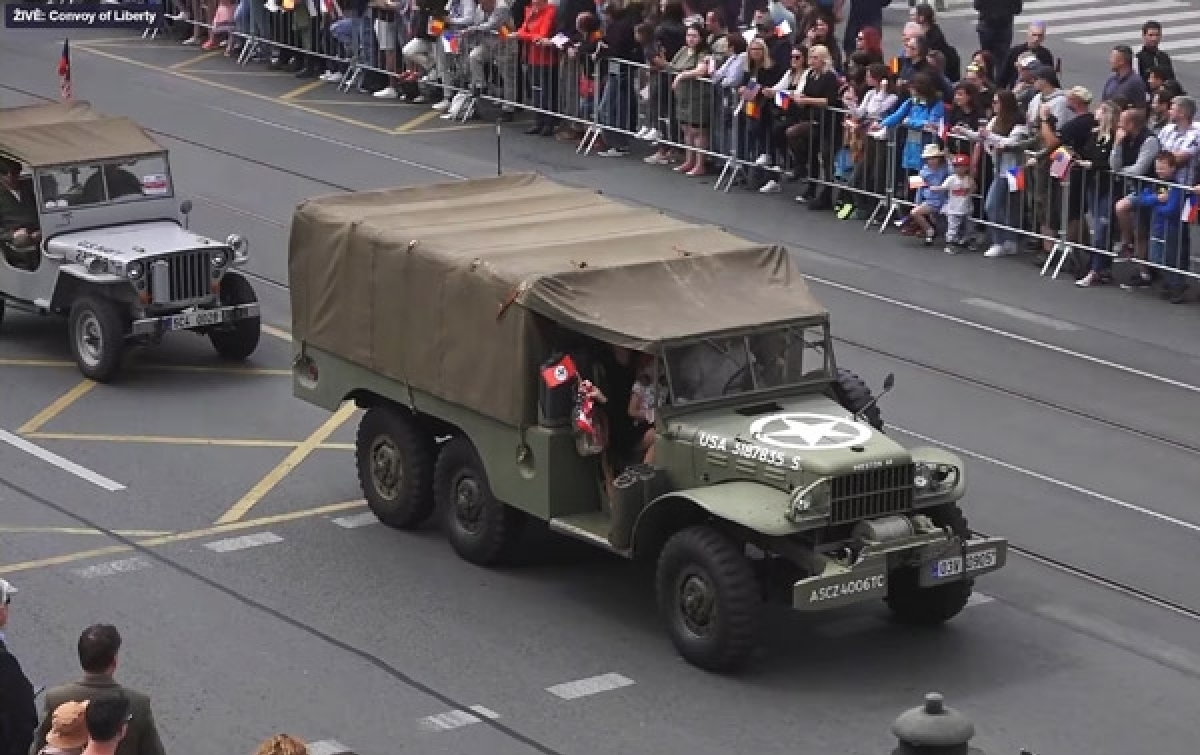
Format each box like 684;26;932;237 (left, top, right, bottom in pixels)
31;626;165;755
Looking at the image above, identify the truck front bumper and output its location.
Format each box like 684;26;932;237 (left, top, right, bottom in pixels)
131;303;260;337
791;529;1008;611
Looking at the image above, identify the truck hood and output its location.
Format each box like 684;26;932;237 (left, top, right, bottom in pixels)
46;220;225;262
670;393;911;486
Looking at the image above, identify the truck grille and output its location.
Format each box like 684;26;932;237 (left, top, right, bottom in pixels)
829;464;914;525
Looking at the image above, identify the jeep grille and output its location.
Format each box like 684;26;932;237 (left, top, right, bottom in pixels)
829;464;914;524
150;250;212;304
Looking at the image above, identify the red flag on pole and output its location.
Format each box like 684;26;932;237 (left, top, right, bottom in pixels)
58;38;72;100
540;354;578;388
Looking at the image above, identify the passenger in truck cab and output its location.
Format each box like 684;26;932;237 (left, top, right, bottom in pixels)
628;351;664;465
0;156;41;261
80;162;144;205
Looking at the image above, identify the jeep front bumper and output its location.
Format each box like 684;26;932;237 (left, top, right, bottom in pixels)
791;529;1008;611
131;303;260;336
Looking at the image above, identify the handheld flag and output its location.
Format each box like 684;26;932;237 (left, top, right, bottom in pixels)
937;117;948;143
1049;147;1072;180
58;39;72;100
1006;165;1025;192
541;354;578;388
890;56;900;74
428;17;445;36
497;25;511;40
908;174;926;190
774;90;791;109
1183;194;1200;224
442;32;460;53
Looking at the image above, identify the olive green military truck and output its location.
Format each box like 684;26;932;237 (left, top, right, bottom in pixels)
287;173;1008;672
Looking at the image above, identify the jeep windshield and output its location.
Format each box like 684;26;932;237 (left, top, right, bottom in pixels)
35;154;173;211
664;323;833;405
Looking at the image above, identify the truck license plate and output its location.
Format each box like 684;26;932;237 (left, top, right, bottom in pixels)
966;548;997;571
167;309;225;331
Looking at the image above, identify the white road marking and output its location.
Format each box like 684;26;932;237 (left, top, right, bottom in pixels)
891;424;1200;535
808;275;1200;396
73;557;151;579
939;0;1109;17
942;0;1182;19
961;297;1080;332
468;705;500;719
967;592;996;608
306;740;351;755
203;532;284;552
546;673;635;700
418;709;489;732
1067;15;1200;42
0;428;125;492
332;512;379;529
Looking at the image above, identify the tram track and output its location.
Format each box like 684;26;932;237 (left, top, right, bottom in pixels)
3;81;1200;632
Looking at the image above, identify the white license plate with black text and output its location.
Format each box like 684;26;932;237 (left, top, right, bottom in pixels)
933;548;998;579
167;309;225;331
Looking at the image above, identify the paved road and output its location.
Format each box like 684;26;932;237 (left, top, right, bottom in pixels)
1;22;1200;755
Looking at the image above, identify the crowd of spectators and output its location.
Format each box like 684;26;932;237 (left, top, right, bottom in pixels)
160;0;1198;302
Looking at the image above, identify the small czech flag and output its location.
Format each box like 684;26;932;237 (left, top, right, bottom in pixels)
774;90;791;109
1006;165;1025;192
1183;194;1199;223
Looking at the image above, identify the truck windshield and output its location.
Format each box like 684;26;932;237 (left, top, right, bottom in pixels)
36;154;172;211
664;324;832;404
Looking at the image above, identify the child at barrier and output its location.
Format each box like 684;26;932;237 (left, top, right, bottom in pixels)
896;142;948;245
938;152;976;253
1122;151;1187;295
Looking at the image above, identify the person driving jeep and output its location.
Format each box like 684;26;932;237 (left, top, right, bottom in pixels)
80;162;144;204
0;156;41;268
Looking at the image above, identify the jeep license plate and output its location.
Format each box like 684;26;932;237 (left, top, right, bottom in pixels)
167;309;226;331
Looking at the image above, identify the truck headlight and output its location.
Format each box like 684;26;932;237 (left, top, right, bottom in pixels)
126;261;145;280
787;478;831;522
913;461;958;496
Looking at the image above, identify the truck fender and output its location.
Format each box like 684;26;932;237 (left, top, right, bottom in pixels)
631;482;807;559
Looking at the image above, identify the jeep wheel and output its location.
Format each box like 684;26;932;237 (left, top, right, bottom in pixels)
68;296;126;382
832;368;884;431
885;503;973;625
355;407;436;529
209;272;261;361
656;525;761;672
435;436;525;566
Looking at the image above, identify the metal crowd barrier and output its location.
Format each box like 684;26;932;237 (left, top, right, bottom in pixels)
146;16;1199;287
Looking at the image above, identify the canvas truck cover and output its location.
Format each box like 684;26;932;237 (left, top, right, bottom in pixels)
288;173;827;426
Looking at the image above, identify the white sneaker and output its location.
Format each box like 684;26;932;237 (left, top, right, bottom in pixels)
644;153;670;165
984;241;1018;258
1075;271;1102;287
644;128;661;141
264;0;280;10
318;71;336;81
635;127;650;139
759;179;781;194
373;86;398;99
755;154;770;166
432;99;451;111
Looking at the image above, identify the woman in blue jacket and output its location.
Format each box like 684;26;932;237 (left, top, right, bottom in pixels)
878;72;946;193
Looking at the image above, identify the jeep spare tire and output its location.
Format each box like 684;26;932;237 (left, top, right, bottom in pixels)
68;296;126;382
832;368;884;431
209;271;261;361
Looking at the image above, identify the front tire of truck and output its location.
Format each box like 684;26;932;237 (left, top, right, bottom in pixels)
656;525;761;672
68;296;126;382
209;272;261;361
885;503;973;625
831;368;884;431
436;436;525;566
355;407;437;529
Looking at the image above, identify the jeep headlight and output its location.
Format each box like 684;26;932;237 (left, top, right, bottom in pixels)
84;255;110;275
787;478;831;522
913;461;958;496
126;261;145;280
226;234;248;259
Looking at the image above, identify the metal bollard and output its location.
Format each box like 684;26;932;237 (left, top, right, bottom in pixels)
890;692;984;755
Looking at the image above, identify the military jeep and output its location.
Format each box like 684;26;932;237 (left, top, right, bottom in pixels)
0;101;260;381
288;174;1008;672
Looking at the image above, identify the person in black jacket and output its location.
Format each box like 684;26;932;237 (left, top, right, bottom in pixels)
996;20;1054;90
0;580;37;755
1135;20;1176;85
974;0;1021;81
913;2;958;81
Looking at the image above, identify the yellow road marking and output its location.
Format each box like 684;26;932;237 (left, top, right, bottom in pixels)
0;499;366;576
19;380;97;434
281;79;326;100
0;526;174;537
26;431;354;451
0;358;290;376
262;323;292;342
74;44;489;137
297;99;416;108
215;402;358;524
169;50;223;70
394;110;442;133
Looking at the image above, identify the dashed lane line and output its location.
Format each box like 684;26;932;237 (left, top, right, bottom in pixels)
0;499;366;576
0;526;173;537
545;673;635;700
0;358;292;375
331;512;379;529
418;705;501;733
0;428;125;492
203;532;284;552
305;740;353;755
25;431;355;451
72;556;152;579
